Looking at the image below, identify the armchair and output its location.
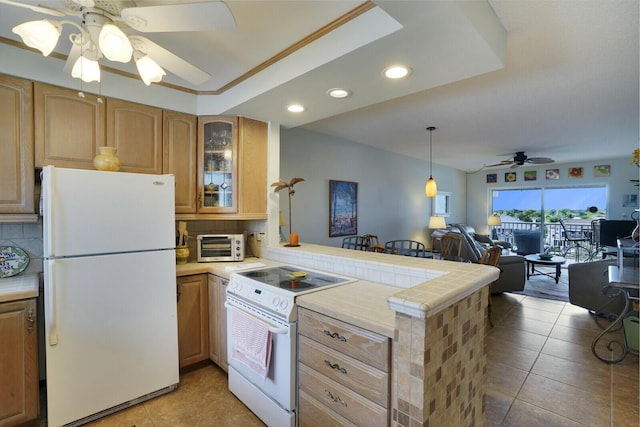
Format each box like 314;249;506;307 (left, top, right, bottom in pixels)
568;259;625;316
434;224;525;294
513;229;542;255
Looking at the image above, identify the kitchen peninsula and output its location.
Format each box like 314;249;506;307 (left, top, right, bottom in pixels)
178;243;498;426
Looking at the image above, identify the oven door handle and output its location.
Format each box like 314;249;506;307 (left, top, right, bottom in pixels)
224;301;289;335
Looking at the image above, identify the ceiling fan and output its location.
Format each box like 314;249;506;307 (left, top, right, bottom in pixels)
1;0;236;85
486;151;555;169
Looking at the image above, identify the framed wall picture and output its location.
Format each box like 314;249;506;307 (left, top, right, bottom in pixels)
524;170;537;181
433;191;451;216
486;173;497;183
594;165;611;177
329;180;358;237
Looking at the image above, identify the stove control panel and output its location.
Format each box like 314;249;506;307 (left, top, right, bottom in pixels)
227;276;294;320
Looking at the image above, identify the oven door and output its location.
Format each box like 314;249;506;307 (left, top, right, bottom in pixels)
225;296;296;411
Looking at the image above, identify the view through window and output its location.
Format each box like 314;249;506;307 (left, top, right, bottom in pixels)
491;186;607;260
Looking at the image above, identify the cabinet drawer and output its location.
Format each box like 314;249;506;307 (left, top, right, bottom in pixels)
299;335;389;407
299;389;358;427
299;364;388;427
298;307;389;372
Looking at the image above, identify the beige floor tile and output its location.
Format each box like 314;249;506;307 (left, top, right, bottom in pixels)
501;311;555;336
501;399;583;427
531;353;611;397
484;390;513;426
519;296;567;314
486;336;541;372
486;361;528;398
517;373;612;425
488;324;548;353
550;322;608;347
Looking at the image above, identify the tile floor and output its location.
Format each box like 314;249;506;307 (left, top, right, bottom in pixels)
32;294;639;426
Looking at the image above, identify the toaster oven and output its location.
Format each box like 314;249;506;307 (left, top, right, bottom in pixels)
197;234;245;262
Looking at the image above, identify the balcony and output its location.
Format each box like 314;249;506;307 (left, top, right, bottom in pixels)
492;220;602;263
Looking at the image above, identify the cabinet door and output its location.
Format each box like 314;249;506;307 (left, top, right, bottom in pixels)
163;111;197;213
238;117;267;216
106;98;163;174
34;82;105;169
197;116;238;213
0;299;38;426
177;275;209;368
207;274;228;372
0;75;34;214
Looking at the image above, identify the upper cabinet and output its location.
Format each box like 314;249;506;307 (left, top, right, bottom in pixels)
197;116;239;214
0;75;36;219
106;98;162;174
163;111;198;214
35;82;105;170
35;83;162;174
178;115;267;220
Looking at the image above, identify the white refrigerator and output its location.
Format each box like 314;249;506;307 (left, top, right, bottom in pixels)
42;166;179;427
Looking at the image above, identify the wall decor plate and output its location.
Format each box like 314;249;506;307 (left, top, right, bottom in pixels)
0;246;30;278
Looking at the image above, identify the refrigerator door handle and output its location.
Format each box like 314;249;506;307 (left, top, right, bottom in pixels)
43;166;55;257
46;261;59;346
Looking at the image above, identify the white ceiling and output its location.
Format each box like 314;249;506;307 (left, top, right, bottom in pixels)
0;0;638;172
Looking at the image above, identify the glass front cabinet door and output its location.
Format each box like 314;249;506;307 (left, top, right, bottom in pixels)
197;117;238;213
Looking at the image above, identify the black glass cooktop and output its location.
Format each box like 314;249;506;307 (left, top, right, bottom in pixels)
239;265;349;293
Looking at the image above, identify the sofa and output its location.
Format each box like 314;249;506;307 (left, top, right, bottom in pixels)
433;224;526;294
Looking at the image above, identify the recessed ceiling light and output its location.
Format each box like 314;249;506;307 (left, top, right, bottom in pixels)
287;104;305;113
383;65;411;79
327;88;351;98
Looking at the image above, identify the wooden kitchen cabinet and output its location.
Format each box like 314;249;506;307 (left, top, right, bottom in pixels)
180;116;267;219
34;82;105;169
163;111;198;214
176;275;209;368
0;298;39;426
0;75;35;219
35;82;162;174
106;98;163;174
297;307;390;427
207;274;228;372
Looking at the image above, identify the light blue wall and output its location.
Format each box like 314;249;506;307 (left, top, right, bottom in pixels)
279;128;467;248
466;157;640;235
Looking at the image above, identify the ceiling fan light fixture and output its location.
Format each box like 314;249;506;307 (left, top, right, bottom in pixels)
134;52;165;85
99;24;133;63
12;20;61;56
71;56;101;83
425;126;437;197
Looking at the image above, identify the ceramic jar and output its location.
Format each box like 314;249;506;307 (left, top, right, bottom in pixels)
176;246;189;264
93;146;121;172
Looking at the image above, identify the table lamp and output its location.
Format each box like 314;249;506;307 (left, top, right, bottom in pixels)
428;215;447;229
487;214;501;239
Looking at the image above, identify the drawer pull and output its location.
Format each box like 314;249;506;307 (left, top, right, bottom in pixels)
324;389;347;407
324;359;347;374
27;307;35;334
323;329;347;342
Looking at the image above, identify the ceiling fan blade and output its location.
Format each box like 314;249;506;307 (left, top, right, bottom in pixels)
485;161;513;168
0;0;66;17
121;1;236;33
63;38;82;73
527;157;555;164
129;35;211;85
510;163;520;169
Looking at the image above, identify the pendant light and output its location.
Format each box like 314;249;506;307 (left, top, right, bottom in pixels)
425;126;438;197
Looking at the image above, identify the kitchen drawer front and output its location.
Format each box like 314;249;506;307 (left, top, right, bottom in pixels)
299;335;389;407
299;389;358;427
299;364;388;427
298;307;389;372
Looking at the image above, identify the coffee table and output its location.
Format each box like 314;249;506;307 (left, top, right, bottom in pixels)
524;254;566;284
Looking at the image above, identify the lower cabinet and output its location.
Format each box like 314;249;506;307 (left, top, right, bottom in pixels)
176;275;209;368
297;307;390;427
208;274;228;372
0;298;38;426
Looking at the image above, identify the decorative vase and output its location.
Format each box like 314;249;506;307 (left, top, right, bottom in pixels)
176;246;189;265
93;146;121;172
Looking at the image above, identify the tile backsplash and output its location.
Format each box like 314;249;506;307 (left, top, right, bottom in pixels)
0;220;43;275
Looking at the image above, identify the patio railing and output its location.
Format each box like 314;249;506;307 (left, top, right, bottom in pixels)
492;221;599;262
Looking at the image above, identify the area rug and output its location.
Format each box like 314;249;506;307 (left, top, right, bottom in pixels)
512;266;569;302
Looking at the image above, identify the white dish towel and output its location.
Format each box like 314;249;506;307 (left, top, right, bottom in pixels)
230;307;272;379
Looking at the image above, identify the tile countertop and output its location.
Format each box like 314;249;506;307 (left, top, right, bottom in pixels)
0;274;39;303
266;243;500;321
175;257;282;279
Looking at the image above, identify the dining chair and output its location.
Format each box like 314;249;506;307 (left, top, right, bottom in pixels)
479;245;502;328
439;234;463;261
341;236;367;250
362;234;385;252
384;240;427;257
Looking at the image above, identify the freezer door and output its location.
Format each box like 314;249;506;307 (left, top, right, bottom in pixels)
44;250;179;427
43;166;175;258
